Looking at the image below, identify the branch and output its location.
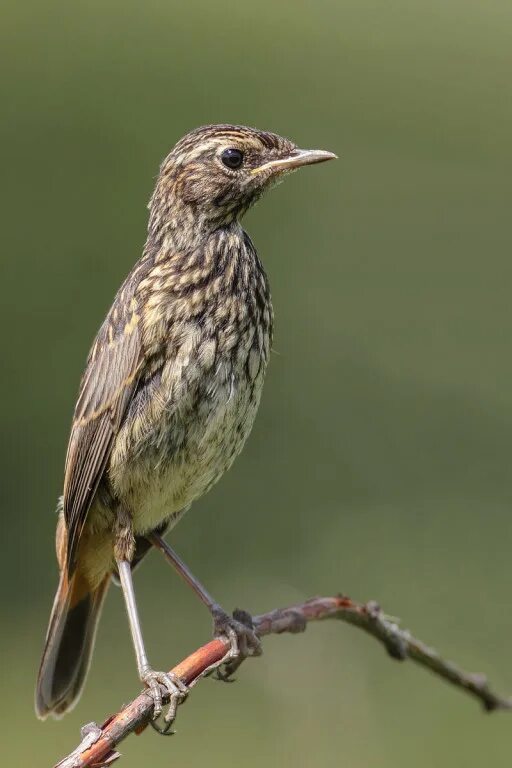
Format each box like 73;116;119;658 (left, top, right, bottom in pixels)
55;595;512;768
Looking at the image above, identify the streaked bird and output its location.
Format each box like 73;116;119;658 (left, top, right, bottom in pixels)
35;124;336;726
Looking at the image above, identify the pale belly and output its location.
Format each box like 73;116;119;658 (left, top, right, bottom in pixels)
116;370;263;536
79;375;262;588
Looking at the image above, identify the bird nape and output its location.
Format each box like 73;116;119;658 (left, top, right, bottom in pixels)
35;124;336;728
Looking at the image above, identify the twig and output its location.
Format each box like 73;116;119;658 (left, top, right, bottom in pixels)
55;594;512;767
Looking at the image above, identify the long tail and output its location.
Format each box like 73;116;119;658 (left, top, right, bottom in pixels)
35;569;110;719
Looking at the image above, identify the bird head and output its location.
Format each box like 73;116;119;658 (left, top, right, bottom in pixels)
150;124;336;235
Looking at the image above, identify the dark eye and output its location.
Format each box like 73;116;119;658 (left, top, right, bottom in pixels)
221;148;244;169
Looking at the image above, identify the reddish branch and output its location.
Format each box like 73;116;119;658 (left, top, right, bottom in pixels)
55;595;512;768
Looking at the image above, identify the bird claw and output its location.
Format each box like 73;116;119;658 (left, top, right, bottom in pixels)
141;668;188;732
212;606;262;681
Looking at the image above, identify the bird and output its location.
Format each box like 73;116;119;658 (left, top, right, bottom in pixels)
35;123;336;726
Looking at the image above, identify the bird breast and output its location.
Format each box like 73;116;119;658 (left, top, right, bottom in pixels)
108;228;272;536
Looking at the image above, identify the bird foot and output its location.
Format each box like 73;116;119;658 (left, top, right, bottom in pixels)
141;667;188;733
212;605;262;681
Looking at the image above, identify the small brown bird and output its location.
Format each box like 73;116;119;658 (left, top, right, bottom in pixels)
35;124;336;725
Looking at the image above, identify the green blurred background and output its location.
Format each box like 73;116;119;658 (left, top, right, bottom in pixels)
2;0;512;764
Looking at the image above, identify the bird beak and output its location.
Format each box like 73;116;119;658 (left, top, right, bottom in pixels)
251;148;337;175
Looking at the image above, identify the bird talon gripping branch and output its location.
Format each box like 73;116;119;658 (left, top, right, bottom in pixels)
35;124;336;721
211;606;262;681
141;668;188;725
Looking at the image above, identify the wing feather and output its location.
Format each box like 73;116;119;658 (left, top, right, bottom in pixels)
63;302;142;574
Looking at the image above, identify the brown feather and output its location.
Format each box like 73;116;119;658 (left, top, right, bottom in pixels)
63;290;143;574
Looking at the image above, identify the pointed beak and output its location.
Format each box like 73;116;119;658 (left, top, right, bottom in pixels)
251;148;338;175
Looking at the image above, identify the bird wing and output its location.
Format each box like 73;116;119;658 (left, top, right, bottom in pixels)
63;293;143;574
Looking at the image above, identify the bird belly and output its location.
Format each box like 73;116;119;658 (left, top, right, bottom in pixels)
114;368;264;537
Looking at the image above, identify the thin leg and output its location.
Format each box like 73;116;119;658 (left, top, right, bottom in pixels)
148;533;262;676
148;533;217;611
116;558;188;725
117;560;152;677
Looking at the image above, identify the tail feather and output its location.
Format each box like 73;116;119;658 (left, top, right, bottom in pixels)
35;571;109;719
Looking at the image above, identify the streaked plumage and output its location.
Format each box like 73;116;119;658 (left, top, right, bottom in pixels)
36;124;336;720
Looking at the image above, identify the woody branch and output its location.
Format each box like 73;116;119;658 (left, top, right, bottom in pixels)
55;594;512;768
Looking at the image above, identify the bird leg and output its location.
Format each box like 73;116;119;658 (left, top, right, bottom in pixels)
115;518;188;730
148;533;262;679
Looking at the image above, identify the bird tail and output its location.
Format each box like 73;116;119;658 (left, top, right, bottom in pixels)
35;568;110;719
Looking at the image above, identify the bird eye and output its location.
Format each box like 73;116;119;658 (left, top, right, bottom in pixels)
220;148;244;170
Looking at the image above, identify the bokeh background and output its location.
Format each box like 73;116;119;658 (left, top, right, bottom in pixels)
2;0;512;765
